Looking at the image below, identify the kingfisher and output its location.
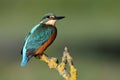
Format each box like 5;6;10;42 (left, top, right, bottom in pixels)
21;13;65;67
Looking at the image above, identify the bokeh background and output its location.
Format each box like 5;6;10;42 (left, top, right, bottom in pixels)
0;0;120;80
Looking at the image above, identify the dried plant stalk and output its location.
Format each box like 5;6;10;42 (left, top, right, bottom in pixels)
38;47;77;80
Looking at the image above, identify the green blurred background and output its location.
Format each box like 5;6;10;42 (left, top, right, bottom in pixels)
0;0;120;80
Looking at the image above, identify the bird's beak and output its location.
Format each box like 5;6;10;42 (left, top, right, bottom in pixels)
55;16;65;20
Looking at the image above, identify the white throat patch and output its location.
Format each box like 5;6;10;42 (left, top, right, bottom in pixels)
45;20;57;26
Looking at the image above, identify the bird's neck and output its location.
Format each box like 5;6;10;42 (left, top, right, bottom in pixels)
45;20;57;26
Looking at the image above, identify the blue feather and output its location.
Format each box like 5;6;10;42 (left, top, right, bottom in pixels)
21;35;30;67
21;23;55;67
26;26;54;49
21;55;28;67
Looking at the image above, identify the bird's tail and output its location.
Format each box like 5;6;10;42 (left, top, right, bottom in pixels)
21;54;29;67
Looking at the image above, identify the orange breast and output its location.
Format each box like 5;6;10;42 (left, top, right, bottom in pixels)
35;28;57;55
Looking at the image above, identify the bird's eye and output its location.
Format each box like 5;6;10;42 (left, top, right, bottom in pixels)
47;16;50;18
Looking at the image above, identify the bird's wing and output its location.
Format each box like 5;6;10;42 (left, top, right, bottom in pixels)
21;24;55;67
22;25;55;56
21;24;40;55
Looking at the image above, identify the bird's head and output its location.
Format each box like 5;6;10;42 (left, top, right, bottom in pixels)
40;13;65;26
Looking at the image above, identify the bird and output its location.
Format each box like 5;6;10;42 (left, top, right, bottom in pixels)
21;13;65;67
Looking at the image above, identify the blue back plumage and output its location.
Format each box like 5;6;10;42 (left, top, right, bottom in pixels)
26;25;53;49
21;23;55;67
